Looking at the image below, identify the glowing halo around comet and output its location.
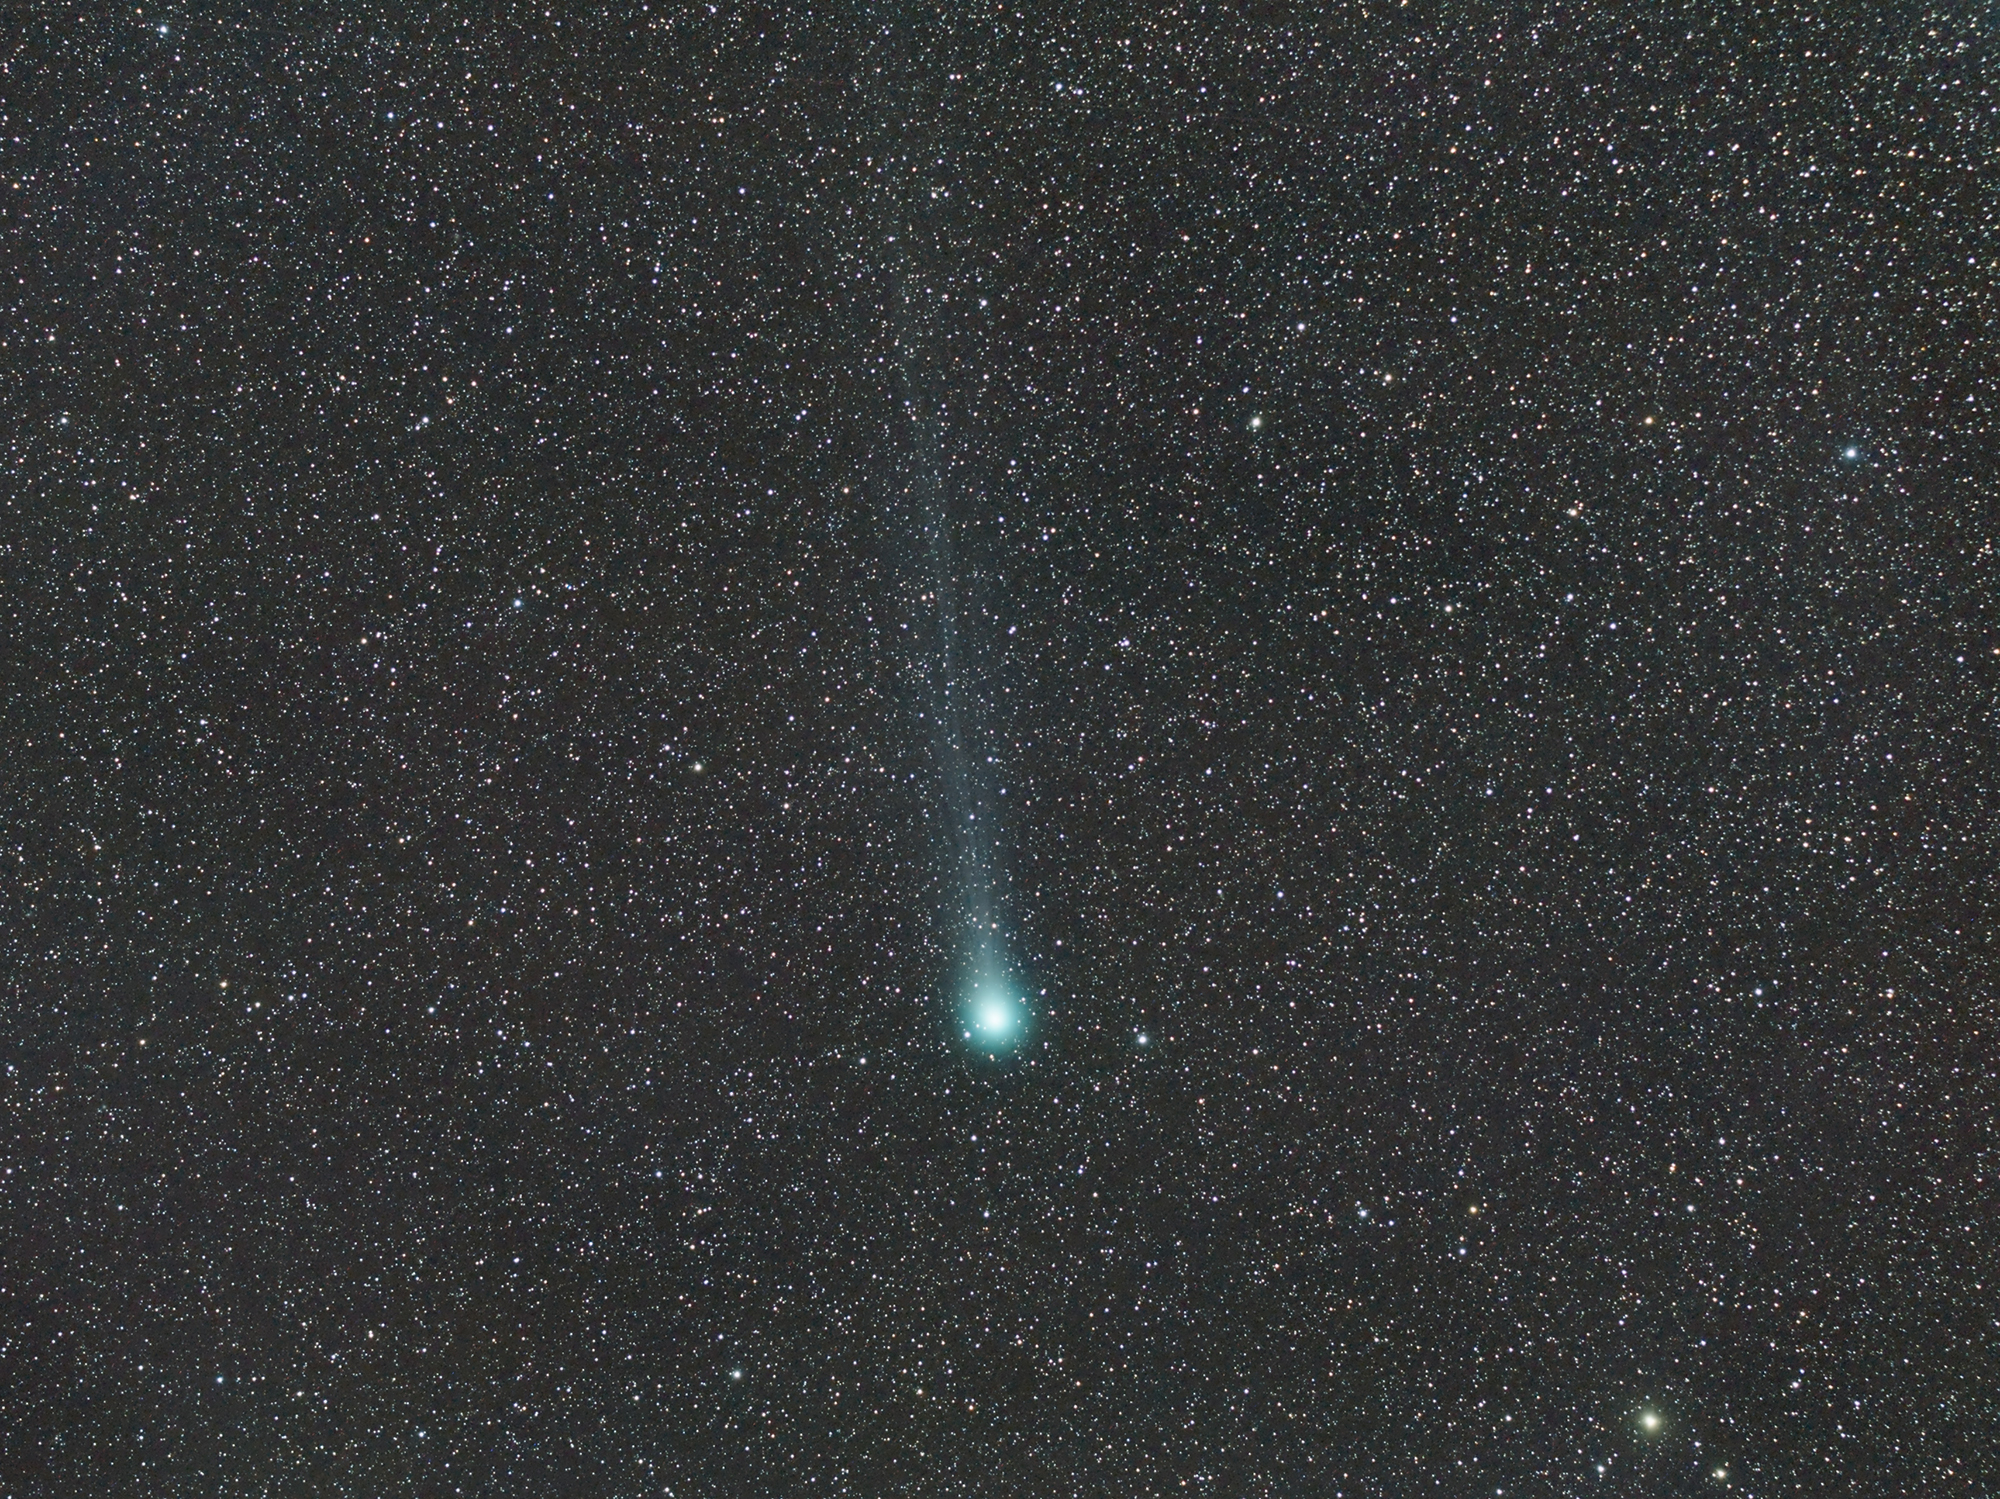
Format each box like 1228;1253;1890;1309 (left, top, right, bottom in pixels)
964;974;1025;1049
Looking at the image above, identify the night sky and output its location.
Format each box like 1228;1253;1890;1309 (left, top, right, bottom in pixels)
4;4;1995;1495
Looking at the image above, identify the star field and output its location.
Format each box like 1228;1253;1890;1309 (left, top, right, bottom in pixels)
2;4;1994;1496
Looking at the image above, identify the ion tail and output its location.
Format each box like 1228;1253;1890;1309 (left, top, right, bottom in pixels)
877;18;1028;1050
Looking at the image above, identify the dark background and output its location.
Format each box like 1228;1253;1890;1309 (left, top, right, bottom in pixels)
2;2;1993;1494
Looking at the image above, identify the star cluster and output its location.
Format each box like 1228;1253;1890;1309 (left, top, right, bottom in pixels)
1;4;1992;1496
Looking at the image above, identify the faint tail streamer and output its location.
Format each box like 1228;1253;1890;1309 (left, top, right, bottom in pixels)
877;24;1024;1044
